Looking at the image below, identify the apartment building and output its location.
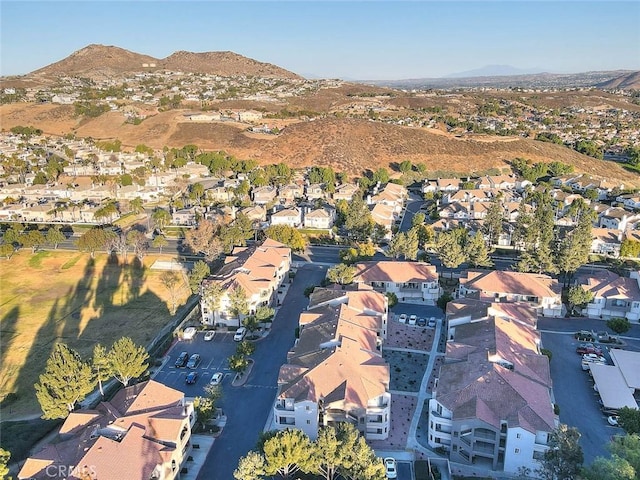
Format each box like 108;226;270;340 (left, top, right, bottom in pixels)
200;239;291;327
353;261;440;304
576;269;640;321
18;381;195;480
428;312;555;473
273;285;390;440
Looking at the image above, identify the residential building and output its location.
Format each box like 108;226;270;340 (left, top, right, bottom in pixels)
353;261;440;304
590;228;622;257
252;185;277;205
576;269;640;321
370;203;395;238
278;184;304;204
270;207;302;228
428;314;555;473
305;183;326;201
18;380;195;480
172;207;199;226
599;207;640;231
239;205;267;223
332;183;359;202
458;270;563;317
200;239;291;327
274;285;390;440
303;206;336;229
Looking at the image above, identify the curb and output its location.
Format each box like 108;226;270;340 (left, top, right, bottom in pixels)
231;358;255;387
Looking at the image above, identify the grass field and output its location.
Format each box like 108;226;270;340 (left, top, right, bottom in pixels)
0;250;191;419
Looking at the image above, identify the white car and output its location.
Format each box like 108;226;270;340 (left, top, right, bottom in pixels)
581;353;606;370
234;327;247;342
398;314;407;324
210;372;224;386
204;330;216;341
608;415;619;426
384;457;397;479
182;326;197;340
427;318;437;328
409;314;417;326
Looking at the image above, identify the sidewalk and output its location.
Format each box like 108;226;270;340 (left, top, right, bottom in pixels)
180;435;215;480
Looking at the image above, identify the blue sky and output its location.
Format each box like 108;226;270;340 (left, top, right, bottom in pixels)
1;1;639;79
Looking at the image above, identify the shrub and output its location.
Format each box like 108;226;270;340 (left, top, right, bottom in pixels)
541;348;553;362
607;317;631;334
386;292;398;307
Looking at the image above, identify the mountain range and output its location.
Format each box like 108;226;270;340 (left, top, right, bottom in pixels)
444;65;545;78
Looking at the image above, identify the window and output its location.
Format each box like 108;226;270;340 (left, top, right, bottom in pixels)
306;420;311;424
305;405;310;411
515;448;520;454
516;433;521;439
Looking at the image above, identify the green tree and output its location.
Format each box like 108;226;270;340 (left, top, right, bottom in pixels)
76;228;114;258
20;229;45;253
109;337;149;387
0;448;10;480
46;226;66;249
234;451;266;480
582;455;635;480
264;225;307;252
386;233;407;259
557;209;596;283
465;231;493;268
621;238;640;258
92;344;112;396
203;281;224;313
357;242;377;259
228;286;249;318
35;344;95;419
372;168;389;185
607;317;631;335
0;243;14;259
398;160;413;174
189;260;211;294
609;433;640;474
152;234;168;254
344;196;374;242
343;435;386;480
537;424;584;480
566;286;593;314
404;227;419;260
228;353;249;374
618;407;640;435
237;340;256;357
483;196;504;246
262;428;314;479
255;306;275;322
327;263;357;285
243;315;261;334
129;197;144;214
434;230;466;269
193;383;222;429
151;207;171;233
412;211;426;227
311;424;353;480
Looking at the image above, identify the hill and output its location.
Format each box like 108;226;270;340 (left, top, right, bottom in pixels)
2;103;636;185
27;44;301;80
597;71;640;90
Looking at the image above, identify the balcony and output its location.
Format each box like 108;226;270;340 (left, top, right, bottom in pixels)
275;400;294;411
277;416;295;426
431;409;452;421
474;428;497;441
367;415;384;424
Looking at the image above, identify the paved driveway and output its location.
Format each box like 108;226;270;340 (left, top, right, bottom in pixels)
196;264;329;480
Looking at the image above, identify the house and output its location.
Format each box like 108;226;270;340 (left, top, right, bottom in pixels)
303;206;335;229
278;184;304;204
239;205;267;223
591;228;622;257
333;183;359;202
435;178;462;192
252;185;277;205
270;207;302;228
200;239;291;327
599;207;640;231
353;261;440;304
273;285;390;440
206;185;234;203
428;315;554;473
370;203;395;237
172;207;198;226
18;380;195;480
576;269;640;321
458;270;563;317
442;189;494;205
305;183;326;201
616;193;640;211
483;174;517;190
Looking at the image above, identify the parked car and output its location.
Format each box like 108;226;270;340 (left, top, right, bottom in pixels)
409;314;417;326
427;318;437;328
204;330;216;341
384;457;397;479
183;327;197;340
174;351;189;368
581;354;607;370
210;372;224;386
186;353;201;369
234;327;247;342
398;314;407;324
608;415;620;426
185;371;198;384
576;343;603;355
417;318;427;327
574;330;595;341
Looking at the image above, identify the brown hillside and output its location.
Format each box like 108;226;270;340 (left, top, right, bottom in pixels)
160;51;301;79
2;105;638;186
597;71;640;90
31;44;158;79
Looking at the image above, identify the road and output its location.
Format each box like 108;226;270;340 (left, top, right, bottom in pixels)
196;264;328;480
399;200;424;232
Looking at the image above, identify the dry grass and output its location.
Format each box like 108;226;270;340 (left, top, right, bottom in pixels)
0;250;190;418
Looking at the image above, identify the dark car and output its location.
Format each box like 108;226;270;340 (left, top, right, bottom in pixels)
185;371;198;384
417;318;427;327
186;353;201;369
576;343;603;355
174;351;189;368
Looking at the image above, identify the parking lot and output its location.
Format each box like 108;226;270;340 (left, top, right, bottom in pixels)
153;330;239;397
541;330;626;463
390;302;444;322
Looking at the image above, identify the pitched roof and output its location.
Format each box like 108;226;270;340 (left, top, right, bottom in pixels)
460;270;561;298
577;269;640;300
354;261;438;283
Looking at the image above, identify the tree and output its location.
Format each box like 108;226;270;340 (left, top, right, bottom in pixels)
0;243;15;259
236;340;256;357
228;353;249;374
582;455;636;480
35;344;95;419
434;231;466;269
465;231;493;268
193;383;222;429
343;435;386;480
228;286;249;318
607;317;632;335
398;160;413;174
0;448;9;480
152;234;168;254
160;270;183;315
255;305;275;322
262;428;314;479
609;434;640;474
483;196;504;246
189;260;211;294
621;238;640;258
344;196;374;242
311;425;350;480
327;263;356;285
184;219;223;261
20;229;45;253
412;211;426;227
264;225;307;252
242;315;261;334
202;281;224;313
151;207;171;233
46;226;66;249
126;230;148;260
386;233;406;259
404;227;419;260
109;337;149;387
76;228;114;258
537;424;584;480
566;286;593;314
556;208;596;282
92;344;112;396
618;407;640;435
129;197;144;214
234;451;266;480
